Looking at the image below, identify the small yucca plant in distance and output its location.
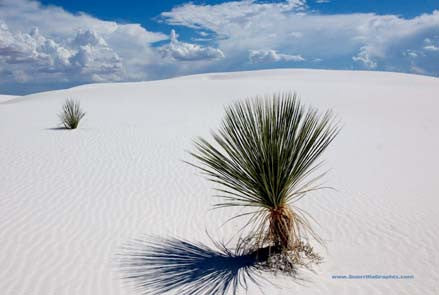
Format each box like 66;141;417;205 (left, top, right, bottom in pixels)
59;98;85;129
190;92;340;268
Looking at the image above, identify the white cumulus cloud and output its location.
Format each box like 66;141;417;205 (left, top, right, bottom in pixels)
0;0;167;93
161;0;306;32
161;2;439;75
159;30;224;61
352;47;377;69
0;22;124;83
424;45;439;51
249;49;304;63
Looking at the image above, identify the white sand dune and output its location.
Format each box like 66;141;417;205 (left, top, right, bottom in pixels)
1;69;438;295
0;95;17;102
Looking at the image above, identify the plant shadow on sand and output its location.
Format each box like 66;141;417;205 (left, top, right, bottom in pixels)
118;236;304;295
45;127;70;131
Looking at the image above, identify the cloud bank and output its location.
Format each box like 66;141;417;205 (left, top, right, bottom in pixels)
0;0;223;93
162;1;439;74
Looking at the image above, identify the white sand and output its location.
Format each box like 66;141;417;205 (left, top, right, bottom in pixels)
1;69;438;294
0;95;17;102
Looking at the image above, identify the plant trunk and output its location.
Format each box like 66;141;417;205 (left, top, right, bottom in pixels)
268;205;294;250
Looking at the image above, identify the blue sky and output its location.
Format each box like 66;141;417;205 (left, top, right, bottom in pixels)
1;0;438;94
39;0;439;21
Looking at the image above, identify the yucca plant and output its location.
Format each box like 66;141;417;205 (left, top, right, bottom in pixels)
59;99;85;129
190;93;339;267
